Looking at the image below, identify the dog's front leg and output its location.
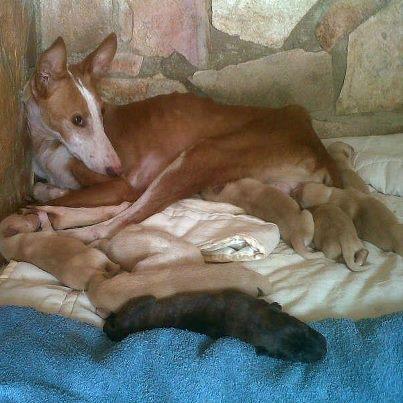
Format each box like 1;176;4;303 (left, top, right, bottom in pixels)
24;202;131;230
57;137;252;242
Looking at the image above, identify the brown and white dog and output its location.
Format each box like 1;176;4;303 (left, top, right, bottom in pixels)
24;33;341;245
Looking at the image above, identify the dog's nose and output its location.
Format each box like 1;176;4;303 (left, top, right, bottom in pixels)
105;166;123;177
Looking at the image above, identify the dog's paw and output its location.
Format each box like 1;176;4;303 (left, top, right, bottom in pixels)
32;182;69;203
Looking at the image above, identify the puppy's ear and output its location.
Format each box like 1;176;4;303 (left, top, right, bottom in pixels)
33;37;67;98
80;33;117;78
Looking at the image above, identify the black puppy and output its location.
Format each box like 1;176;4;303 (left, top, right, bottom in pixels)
104;290;326;363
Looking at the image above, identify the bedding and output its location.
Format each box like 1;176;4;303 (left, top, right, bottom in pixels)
0;306;401;402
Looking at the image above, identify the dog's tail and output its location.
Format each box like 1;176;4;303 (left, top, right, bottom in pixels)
341;235;369;271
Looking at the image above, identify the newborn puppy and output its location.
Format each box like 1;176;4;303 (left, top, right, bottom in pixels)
311;204;369;271
203;178;320;259
90;224;205;270
327;142;369;193
0;213;119;290
88;224;271;313
104;290;327;363
297;183;403;256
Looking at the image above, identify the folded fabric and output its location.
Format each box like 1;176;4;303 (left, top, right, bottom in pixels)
141;198;280;262
323;133;403;196
0;306;401;403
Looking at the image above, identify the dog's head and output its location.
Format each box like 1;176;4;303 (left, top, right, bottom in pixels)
30;33;122;177
252;303;327;363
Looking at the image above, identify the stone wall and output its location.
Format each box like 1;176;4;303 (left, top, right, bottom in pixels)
0;0;36;220
35;0;403;138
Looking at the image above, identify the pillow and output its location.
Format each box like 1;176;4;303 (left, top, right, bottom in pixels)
323;133;403;196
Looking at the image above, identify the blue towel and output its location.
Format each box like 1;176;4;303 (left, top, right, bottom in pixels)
0;306;401;403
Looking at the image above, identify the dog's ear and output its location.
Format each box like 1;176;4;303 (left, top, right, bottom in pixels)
33;37;67;98
80;33;117;78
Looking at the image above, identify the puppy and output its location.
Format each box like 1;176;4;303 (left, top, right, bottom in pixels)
311;204;368;271
90;224;205;270
87;224;271;313
326;142;369;193
202;178;320;259
0;213;119;290
104;290;327;363
297;183;403;256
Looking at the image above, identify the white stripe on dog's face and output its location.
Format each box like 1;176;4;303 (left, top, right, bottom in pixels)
59;70;122;176
74;78;104;137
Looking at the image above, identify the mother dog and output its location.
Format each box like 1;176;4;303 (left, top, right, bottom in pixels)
24;33;341;242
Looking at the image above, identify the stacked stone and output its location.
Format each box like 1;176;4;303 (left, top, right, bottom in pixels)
35;0;402;136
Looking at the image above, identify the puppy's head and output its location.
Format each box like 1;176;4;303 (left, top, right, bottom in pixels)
0;214;40;238
252;306;327;363
295;183;332;209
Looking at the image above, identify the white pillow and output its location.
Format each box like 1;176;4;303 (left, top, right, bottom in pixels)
323;133;403;196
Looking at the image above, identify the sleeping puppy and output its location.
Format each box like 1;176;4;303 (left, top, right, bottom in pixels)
202;178;321;259
103;290;327;363
0;213;119;290
326;142;369;193
88;224;272;313
90;223;205;270
311;204;369;271
297;183;403;256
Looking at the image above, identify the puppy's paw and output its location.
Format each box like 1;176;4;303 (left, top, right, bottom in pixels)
351;248;369;271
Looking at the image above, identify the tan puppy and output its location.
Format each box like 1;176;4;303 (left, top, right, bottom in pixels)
327;142;369;193
202;178;320;259
311;204;368;271
0;213;119;290
87;223;271;313
90;224;204;270
297;183;403;256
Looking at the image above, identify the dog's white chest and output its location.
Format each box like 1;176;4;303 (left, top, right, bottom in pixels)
25;99;80;189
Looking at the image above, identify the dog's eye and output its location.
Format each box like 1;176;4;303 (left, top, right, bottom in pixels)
72;114;85;127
